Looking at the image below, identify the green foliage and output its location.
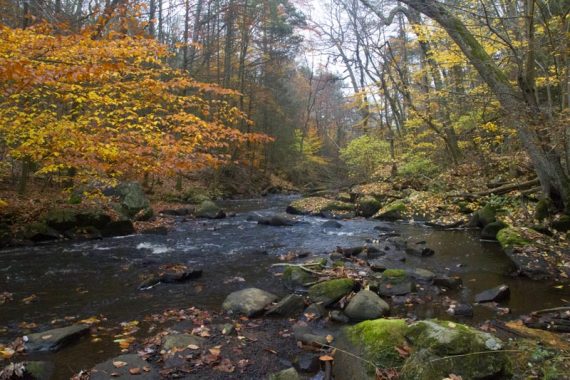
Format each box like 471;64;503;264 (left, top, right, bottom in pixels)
340;135;391;180
399;156;438;178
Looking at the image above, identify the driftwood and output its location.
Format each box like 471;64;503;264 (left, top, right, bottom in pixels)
449;178;540;200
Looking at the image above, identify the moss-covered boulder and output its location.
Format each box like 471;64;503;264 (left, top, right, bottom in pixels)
333;319;509;380
357;196;382;218
24;222;61;242
481;221;508;240
497;227;530;250
195;200;225;219
534;198;553;221
44;209;78;232
371;270;415;297
470;204;497;228
307;278;355;306
372;200;406;220
336;192;353;203
403;320;509;379
333;319;408;379
282;266;316;289
286;197;354;216
116;182;151;218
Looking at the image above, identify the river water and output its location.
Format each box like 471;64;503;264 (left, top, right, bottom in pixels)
1;195;568;377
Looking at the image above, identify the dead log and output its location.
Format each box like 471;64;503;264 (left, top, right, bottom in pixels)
449;178;539;200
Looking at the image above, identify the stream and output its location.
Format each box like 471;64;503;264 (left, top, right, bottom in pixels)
1;195;569;378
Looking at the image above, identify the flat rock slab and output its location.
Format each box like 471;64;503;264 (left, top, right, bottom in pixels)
222;288;278;317
162;334;205;351
266;294;305;317
90;354;159;380
25;324;89;352
475;284;510;303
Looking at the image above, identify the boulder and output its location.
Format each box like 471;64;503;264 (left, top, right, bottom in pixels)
330;310;350;323
357;196;382;218
404;320;508;379
292;324;331;347
101;220;135;237
447;303;474;317
303;303;327;320
268;367;300;380
222;288;278;317
344;290;390;321
372;200;406;220
475;284;510;303
307;278;355;306
333;319;408;380
534;198;553;221
481;221;507;240
24;223;61;242
293;353;320;373
90;354;159;380
195;200;225;219
116;182;151;218
24;324;90;352
470;204;497;228
334;319;508;380
44;209;78;232
258;215;296;226
266;294;305;317
371;270;415;297
322;220;342;229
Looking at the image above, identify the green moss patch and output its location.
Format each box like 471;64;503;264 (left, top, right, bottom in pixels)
497;227;531;249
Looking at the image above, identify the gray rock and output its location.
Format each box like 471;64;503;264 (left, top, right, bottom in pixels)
258;215;296;226
447;303;474;317
307;278;355;306
322;220;342;229
475;284;510;303
282;266;316;290
292;325;331;347
368;259;388;272
344;290;390;321
162;334;205;351
266;294;305;317
25;324;89;352
222;288;278;316
91;354;159;380
268;367;300;380
481;221;508;240
195;200;225;219
101;220;135;237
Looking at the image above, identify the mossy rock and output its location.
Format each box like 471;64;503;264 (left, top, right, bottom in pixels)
357;196;382;218
307;278;355;306
481;221;508;240
333;319;408;379
403;320;509;379
116;182;151;217
336;192;353;203
24;222;61;242
282;266;315;289
497;227;531;249
286;197;353;216
181;188;211;204
372;200;406;220
551;215;570;232
44;209;78;232
472;204;497;228
382;269;407;278
534;198;554;221
195;200;225;219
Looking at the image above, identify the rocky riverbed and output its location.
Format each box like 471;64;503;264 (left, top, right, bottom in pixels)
1;195;569;379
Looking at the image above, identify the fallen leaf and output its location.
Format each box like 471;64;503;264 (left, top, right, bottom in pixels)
214;358;235;373
112;361;127;368
319;355;334;361
41;334;53;340
129;368;141;375
187;344;200;350
325;334;334;344
209;347;221;357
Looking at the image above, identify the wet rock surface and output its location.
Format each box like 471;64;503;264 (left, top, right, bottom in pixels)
24;324;90;352
222;288;278;316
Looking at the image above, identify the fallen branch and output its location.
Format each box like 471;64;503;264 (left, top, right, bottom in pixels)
532;306;570;315
448;178;539;199
271;263;323;275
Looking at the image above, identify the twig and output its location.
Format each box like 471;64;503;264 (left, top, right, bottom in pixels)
532;306;570;315
270;263;323;275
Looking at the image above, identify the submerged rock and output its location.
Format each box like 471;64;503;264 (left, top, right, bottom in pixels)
101;220;135;237
222;288;278;317
322;220;342;229
90;354;159;380
24;324;90;352
161;334;205;351
357;196;382;218
282;266;316;290
372;269;415;297
344;290;390;321
433;275;462;289
475;284;510;303
481;221;507;240
307;278;355;306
